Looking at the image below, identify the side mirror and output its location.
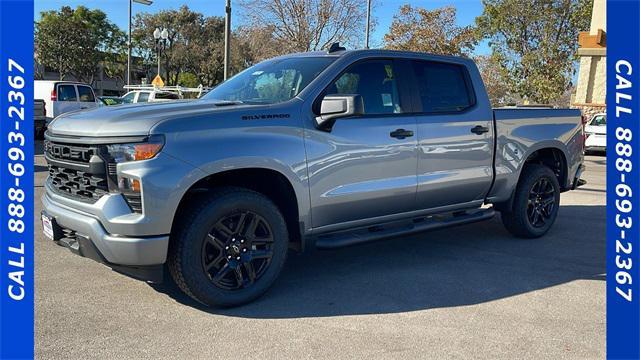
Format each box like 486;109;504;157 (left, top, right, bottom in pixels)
315;94;364;130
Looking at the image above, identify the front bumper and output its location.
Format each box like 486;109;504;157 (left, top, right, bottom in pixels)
42;186;169;282
42;209;164;282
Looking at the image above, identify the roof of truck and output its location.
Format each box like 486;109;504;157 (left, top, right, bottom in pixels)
277;48;471;63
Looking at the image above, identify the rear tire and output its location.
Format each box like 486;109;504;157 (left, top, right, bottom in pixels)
168;187;289;307
500;164;560;238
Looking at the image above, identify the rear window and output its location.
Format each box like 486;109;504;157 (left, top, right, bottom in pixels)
411;61;475;113
57;84;77;101
77;86;95;102
155;92;180;100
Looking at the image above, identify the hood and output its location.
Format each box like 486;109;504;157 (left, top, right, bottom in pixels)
585;124;606;135
48;100;245;137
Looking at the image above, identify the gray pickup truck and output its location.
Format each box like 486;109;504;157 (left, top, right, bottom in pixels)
42;48;585;307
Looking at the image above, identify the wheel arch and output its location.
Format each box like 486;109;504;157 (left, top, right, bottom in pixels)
494;143;569;212
171;166;307;252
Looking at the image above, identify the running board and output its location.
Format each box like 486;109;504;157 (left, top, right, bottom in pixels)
314;208;496;249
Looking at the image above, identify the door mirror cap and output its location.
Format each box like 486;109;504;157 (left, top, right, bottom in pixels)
315;94;364;130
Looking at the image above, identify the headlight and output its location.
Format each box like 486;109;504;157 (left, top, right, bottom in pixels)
106;134;164;163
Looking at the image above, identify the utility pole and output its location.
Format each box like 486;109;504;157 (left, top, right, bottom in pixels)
365;0;371;49
128;0;152;86
128;0;132;86
224;0;231;80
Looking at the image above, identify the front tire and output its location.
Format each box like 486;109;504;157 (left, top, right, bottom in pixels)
168;188;289;307
500;164;561;238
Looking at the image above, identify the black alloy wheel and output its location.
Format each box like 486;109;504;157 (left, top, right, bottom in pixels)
526;177;556;228
168;187;289;307
202;211;274;290
500;164;560;238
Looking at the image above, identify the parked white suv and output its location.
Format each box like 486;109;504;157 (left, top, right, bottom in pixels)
34;80;99;124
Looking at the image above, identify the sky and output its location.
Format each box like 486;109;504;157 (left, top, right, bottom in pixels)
34;0;490;55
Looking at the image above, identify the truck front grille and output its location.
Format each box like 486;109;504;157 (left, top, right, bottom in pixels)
45;141;109;203
48;165;108;201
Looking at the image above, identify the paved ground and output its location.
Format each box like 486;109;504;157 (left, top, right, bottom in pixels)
34;141;606;359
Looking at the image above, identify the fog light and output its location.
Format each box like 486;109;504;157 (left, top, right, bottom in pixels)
118;177;141;193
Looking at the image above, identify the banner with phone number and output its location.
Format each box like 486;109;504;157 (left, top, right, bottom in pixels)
607;0;640;359
0;0;34;359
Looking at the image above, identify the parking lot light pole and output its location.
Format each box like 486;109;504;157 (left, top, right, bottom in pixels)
128;0;153;86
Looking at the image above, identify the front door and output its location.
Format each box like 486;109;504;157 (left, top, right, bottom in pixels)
305;59;418;229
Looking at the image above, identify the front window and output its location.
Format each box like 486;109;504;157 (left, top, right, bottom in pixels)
121;92;135;104
325;59;403;115
203;57;336;105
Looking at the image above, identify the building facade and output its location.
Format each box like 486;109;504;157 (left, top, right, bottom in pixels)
573;0;606;118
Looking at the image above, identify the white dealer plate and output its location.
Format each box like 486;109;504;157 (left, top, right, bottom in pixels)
42;214;53;240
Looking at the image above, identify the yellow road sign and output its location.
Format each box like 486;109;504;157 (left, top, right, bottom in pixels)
151;75;164;87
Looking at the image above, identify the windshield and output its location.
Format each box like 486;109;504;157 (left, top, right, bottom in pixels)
203;57;336;105
590;115;606;126
121;92;135;104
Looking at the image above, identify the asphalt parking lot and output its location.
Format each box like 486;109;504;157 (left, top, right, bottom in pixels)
34;141;606;359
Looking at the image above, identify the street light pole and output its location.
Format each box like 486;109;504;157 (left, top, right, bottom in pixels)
223;0;231;80
153;28;168;78
365;0;371;49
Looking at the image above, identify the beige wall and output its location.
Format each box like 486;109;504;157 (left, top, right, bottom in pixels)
574;0;606;107
590;0;606;35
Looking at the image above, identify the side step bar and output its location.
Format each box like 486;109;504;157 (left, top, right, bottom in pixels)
314;208;496;249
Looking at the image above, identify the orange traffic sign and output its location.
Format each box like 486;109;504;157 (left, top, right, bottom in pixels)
151;75;164;87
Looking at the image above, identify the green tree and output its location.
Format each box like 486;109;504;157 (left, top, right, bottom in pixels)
384;5;477;56
476;0;593;104
474;54;514;106
133;6;247;86
35;6;125;84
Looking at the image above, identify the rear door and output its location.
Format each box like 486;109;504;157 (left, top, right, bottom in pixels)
307;58;419;229
52;83;79;118
409;60;494;210
76;85;98;111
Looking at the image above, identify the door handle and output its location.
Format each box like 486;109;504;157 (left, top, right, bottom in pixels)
390;128;414;139
470;125;489;135
80;107;88;110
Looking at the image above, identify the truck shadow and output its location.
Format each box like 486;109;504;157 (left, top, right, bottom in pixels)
152;204;605;318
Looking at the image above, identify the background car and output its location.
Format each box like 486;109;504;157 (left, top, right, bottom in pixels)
34;80;99;138
584;113;606;153
34;80;99;120
121;89;181;103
